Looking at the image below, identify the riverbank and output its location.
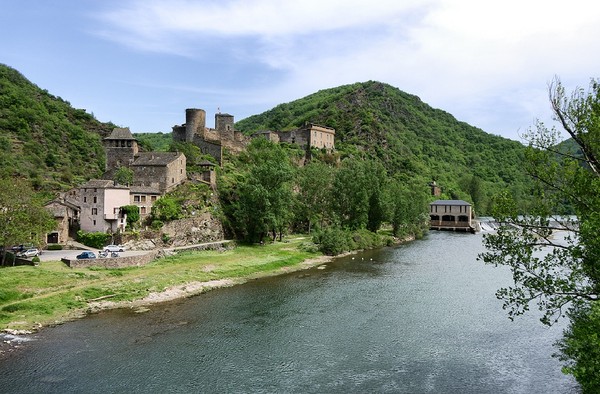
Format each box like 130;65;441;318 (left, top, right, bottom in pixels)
0;233;415;358
0;237;352;333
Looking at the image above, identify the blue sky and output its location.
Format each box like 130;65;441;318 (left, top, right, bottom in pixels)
2;0;599;141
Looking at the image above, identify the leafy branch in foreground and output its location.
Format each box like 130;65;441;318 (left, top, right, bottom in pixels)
478;77;600;391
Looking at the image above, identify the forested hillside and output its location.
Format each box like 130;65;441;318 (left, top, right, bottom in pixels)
0;64;534;214
236;81;532;213
0;64;115;193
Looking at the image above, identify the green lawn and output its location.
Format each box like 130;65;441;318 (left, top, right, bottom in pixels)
0;237;320;332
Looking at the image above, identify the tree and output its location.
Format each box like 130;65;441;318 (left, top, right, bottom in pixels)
120;205;140;229
151;196;182;222
478;78;600;390
295;161;334;233
385;179;429;237
231;138;295;243
113;166;133;186
0;178;55;265
330;158;372;230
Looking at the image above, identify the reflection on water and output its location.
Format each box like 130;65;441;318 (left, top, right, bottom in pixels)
0;232;579;393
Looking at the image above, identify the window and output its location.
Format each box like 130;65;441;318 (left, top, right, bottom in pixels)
134;195;140;202
151;196;157;202
141;196;146;202
83;197;87;203
92;208;97;215
93;196;97;204
141;207;147;214
172;177;175;183
93;220;96;226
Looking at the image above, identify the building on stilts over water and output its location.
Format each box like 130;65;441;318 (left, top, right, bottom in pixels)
429;200;478;233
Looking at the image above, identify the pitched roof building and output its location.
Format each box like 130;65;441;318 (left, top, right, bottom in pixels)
429;200;475;232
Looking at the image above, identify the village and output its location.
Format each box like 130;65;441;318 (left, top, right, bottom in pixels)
42;108;339;255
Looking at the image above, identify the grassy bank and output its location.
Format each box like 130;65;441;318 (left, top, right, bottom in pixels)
0;237;322;333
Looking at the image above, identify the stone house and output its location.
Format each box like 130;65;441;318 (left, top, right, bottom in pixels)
429;200;474;232
275;123;336;150
44;198;80;244
130;185;161;217
103;127;187;193
130;151;187;193
79;179;129;233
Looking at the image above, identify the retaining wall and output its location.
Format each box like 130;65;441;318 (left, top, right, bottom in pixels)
62;250;159;269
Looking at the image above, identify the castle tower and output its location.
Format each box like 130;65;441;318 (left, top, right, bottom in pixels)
103;127;138;175
185;108;206;142
215;113;234;139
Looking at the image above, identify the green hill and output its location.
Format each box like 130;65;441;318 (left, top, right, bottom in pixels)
0;65;532;214
0;64;116;193
236;81;531;213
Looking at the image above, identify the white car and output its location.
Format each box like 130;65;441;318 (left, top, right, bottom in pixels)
17;248;40;258
104;245;125;252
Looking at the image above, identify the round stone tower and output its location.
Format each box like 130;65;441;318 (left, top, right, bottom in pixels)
185;108;206;142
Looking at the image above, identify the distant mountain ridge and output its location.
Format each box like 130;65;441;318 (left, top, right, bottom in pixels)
0;64;115;192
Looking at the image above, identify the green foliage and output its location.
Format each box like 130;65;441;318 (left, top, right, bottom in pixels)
294;161;334;233
47;244;63;250
312;227;390;255
113;166;134;186
151;220;164;230
76;230;111;249
120;205;140;229
312;227;352;256
236;80;531;214
385;179;430;237
134;132;172;151
558;302;600;393
151;197;182;222
479;78;600;390
0;178;55;266
220;138;295;242
0;64;115;192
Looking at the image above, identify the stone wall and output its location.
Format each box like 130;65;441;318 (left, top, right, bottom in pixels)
193;136;222;164
62;250;159;269
161;212;224;247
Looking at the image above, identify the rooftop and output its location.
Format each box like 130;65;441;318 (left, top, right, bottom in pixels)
130;185;161;194
104;127;136;140
430;200;472;206
80;179;129;189
132;152;183;166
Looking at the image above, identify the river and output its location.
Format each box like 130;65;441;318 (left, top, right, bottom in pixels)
0;232;579;393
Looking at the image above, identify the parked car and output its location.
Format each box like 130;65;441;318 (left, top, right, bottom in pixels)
104;245;124;253
76;251;97;259
17;248;40;258
12;244;34;253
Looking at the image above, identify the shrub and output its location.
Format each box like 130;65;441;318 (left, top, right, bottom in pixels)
77;230;111;249
47;244;63;250
121;205;140;228
151;220;164;230
313;227;351;256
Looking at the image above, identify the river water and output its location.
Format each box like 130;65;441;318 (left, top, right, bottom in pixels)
0;232;579;393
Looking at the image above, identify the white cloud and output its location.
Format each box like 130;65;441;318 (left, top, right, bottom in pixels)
93;0;600;140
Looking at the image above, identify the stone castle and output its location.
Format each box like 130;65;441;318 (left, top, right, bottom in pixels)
172;109;335;164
